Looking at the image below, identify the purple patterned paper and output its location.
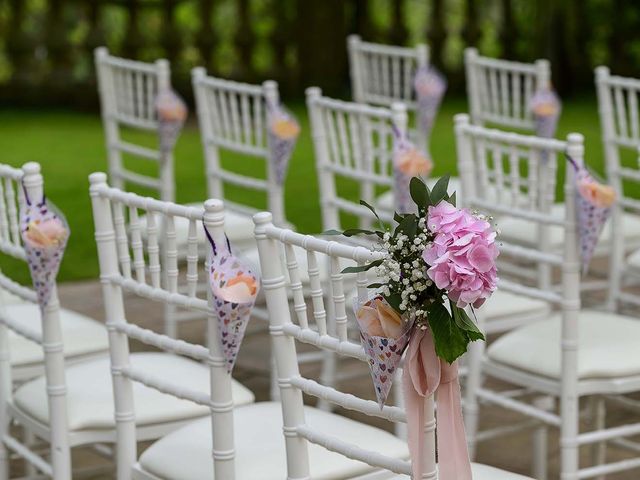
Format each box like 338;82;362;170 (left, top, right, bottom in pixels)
205;228;260;373
354;295;413;408
530;88;561;139
392;133;433;214
267;104;300;185
156;88;187;154
20;190;70;309
414;66;447;139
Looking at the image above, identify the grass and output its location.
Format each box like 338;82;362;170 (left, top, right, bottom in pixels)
0;94;612;284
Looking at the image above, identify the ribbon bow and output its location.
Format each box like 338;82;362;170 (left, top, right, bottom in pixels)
403;328;472;480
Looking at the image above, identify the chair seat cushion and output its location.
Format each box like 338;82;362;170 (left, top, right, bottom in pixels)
498;204;640;250
389;463;533;479
481;289;551;321
13;352;255;431
5;303;109;369
375;176;463;212
138;401;409;480
487;310;640;379
139;204;256;252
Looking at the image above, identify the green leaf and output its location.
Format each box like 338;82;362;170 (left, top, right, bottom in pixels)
383;293;403;313
360;200;384;229
394;212;405;224
448;191;457;207
427;302;469;363
342;228;377;237
367;283;384;289
341;258;383;274
396;213;417;240
323;229;344;236
430;174;451;206
410;177;431;210
450;301;485;342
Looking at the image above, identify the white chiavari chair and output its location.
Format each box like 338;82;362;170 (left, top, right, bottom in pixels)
458;117;640;479
0;164;109;384
94;47;175;203
596;67;640;311
253;211;533;480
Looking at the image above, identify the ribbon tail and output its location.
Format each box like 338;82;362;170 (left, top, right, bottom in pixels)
403;364;425;479
437;360;473;480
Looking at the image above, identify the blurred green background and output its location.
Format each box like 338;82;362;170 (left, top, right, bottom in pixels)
1;0;639;283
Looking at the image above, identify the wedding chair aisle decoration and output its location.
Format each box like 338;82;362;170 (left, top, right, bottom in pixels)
254;195;536;480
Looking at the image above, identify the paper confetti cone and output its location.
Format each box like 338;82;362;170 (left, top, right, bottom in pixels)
354;295;414;408
20;191;70;309
205;228;260;373
268;104;300;185
573;166;615;274
392;134;433;214
414;66;447;139
156;88;188;154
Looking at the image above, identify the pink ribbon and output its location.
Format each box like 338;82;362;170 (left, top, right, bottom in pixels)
403;328;472;480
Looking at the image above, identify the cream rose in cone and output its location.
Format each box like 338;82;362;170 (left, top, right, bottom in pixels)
396;147;433;177
578;180;616;208
356;297;405;339
218;273;258;304
271;117;300;140
24;218;68;249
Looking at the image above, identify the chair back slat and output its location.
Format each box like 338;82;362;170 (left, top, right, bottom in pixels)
465;48;550;131
254;214;437;478
192;68;286;225
89;174;237;479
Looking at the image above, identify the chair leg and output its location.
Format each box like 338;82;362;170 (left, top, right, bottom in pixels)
270;353;281;401
532;396;553;480
317;293;336;412
463;338;485;460
393;368;407;439
590;396;606;480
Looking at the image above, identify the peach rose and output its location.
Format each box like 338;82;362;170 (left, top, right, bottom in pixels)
271;118;300;140
356;297;404;339
533;102;558;117
220;273;258;303
396;148;433;176
578;180;616;208
24;218;68;249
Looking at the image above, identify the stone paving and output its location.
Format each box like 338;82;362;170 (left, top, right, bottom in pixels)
11;279;638;479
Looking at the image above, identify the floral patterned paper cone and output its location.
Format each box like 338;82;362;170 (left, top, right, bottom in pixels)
205;228;260;373
20;191;70;309
393;134;433;214
530;87;561;163
414;66;447;139
268;105;300;185
573;165;616;274
354;295;413;408
156;88;188;154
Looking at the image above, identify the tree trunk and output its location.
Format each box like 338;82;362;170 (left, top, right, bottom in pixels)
388;0;409;46
426;0;446;71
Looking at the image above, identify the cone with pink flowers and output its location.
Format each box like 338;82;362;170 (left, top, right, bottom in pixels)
392;132;433;214
268;104;300;185
156;88;188;154
414;66;447;139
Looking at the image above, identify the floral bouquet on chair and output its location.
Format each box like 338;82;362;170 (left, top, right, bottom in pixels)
327;175;498;480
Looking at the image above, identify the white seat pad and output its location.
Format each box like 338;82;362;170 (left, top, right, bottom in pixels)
13;352;255;431
389;463;533;479
481;289;551;321
5;304;109;368
138;401;408;480
498;204;640;250
139;203;256;252
376;176;463;212
488;310;640;379
627;248;640;271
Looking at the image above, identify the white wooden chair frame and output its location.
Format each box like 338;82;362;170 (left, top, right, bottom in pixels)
465;47;550;132
89;173;239;480
596;67;640;311
192;67;286;227
94;47;175;202
458;116;640;479
348;34;429;151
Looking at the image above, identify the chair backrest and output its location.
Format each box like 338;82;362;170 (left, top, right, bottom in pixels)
94;47;175;202
454;112;582;382
306;87;408;230
253;213;434;478
595;67;640;309
465;48;551;131
0;162;72;478
89;174;235;479
347;34;429;111
191;68;286;226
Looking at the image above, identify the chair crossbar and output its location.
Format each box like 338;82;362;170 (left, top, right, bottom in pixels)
0;242;26;262
620;197;640;215
361;93;417;110
578;421;640;446
605;74;640;90
460;124;567;150
281;323;367;362
328;163;393;186
206;137;267;157
265;225;384;263
295;425;411;476
315;97;393;119
113;322;209;362
498;278;562;304
0;273;35;304
577;457;640;479
3;435;52;477
472;199;565;225
0;165;23;181
356;41;419;58
478;113;533;130
107;275;211;313
101;55;157;75
216;169;268;191
116;170;163;190
331;197;393;223
0;311;42;344
112;114;157;131
223;200;260;219
290;375;406;423
112;141;161;161
475;56;539;74
499;242;563;266
475;419;540;443
477;387;561;426
196;75;263;96
94;185;204;219
120;365;216;409
497;261;539;280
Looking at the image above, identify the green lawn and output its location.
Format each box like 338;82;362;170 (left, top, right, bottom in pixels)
0;95;610;283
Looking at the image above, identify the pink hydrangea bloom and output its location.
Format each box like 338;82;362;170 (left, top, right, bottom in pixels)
422;201;498;308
